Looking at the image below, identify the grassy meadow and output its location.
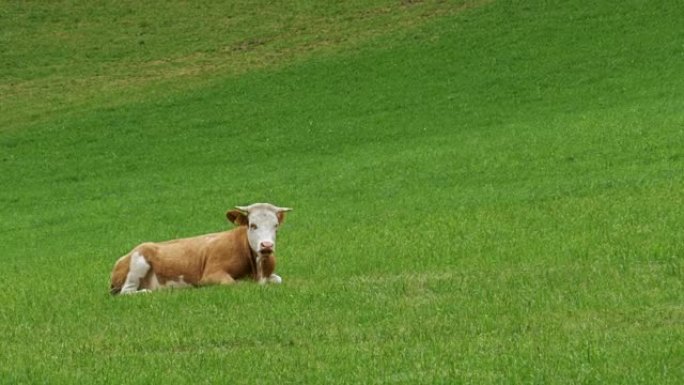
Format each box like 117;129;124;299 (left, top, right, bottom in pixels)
1;0;683;383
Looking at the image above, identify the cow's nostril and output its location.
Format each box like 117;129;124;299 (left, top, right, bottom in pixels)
260;241;274;250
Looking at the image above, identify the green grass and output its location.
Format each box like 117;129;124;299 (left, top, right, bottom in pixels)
0;0;471;130
1;0;683;383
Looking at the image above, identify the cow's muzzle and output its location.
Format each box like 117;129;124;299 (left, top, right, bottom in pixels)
259;241;274;255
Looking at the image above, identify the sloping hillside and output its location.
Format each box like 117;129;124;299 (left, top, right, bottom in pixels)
0;1;682;383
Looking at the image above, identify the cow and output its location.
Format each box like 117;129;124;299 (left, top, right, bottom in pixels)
109;203;292;295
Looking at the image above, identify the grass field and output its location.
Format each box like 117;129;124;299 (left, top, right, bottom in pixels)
1;0;683;383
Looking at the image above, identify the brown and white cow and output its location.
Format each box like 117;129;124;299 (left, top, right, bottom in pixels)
110;203;292;295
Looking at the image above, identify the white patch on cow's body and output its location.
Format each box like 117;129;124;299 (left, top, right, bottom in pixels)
163;275;191;289
120;251;150;294
148;273;191;290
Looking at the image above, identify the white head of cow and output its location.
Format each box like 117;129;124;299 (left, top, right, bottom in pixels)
226;203;292;256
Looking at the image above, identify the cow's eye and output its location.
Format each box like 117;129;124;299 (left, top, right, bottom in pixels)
250;224;258;230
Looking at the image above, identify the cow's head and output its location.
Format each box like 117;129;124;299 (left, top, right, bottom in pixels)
227;203;292;257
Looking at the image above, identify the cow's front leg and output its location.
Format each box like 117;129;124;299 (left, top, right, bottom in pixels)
258;255;281;284
199;271;235;286
255;265;282;284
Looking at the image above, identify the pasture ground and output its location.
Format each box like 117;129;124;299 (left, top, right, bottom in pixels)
1;0;682;383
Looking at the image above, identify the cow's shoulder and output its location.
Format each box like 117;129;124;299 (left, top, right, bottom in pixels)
204;226;249;261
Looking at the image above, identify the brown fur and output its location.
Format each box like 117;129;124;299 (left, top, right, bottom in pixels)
109;225;278;295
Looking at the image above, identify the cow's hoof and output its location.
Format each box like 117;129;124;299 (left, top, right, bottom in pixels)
268;274;283;284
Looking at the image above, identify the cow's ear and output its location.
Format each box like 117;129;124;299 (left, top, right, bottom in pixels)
226;210;248;226
276;207;292;224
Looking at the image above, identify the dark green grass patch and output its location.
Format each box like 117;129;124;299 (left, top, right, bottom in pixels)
1;0;683;383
